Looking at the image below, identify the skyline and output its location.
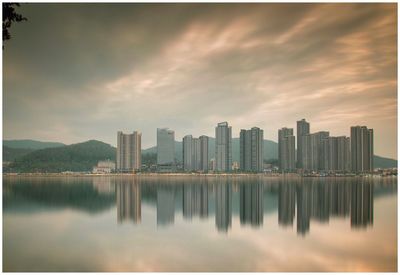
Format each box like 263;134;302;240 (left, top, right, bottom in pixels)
3;3;397;159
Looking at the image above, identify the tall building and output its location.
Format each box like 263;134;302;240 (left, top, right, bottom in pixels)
215;122;232;172
278;128;295;171
351;126;374;172
200;135;209;172
116;131;141;172
297;119;310;168
157;128;175;171
240;127;263;172
183;135;209;172
303;131;329;171
322;136;350;171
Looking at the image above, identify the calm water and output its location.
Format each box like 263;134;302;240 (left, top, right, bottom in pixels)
3;175;397;272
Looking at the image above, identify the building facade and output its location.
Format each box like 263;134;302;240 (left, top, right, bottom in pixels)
297;119;310;168
157;128;175;171
322;136;350;172
183;135;209;172
116;131;141;172
240;127;264;172
278;127;295;171
302;131;329;171
215;122;232;172
350;126;374;172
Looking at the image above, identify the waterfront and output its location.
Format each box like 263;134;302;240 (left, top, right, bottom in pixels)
3;176;397;272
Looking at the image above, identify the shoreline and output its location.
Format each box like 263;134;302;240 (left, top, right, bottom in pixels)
2;173;389;178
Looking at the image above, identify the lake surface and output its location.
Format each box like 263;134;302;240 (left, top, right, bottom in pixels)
3;175;397;272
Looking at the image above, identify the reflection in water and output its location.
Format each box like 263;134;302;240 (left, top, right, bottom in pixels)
116;182;141;224
3;176;396;272
351;182;373;228
183;184;208;219
240;182;263;227
3;176;384;234
157;188;175;226
215;183;232;232
278;182;295;227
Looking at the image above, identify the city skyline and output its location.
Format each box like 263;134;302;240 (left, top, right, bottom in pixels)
3;3;397;159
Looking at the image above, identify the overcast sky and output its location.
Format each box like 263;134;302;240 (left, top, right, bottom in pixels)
3;3;397;159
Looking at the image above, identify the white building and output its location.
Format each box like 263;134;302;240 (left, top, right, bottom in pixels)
93;160;115;174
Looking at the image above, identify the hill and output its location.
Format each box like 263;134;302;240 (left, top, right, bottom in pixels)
7;140;115;173
3;139;65;150
3;146;35;162
374;155;397;169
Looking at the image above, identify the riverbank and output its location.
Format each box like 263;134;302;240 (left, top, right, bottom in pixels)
2;172;386;178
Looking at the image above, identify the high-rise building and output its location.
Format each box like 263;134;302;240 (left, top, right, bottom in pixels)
157;128;175;171
303;131;329;171
337;136;351;171
351;126;374;172
297;119;310;168
200;135;209;172
240;127;263;172
322;136;350;171
116;131;141;172
215;122;232;172
278;127;295;171
183;135;209;172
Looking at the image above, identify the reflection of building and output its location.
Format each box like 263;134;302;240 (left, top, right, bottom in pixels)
278;182;295;226
296;183;311;235
157;128;175;171
240;127;264;172
215;122;232;172
294;179;372;235
157;188;175;226
278;128;295;171
183;184;208;219
92;176;113;194
297;119;310;169
215;183;232;232
240;182;263;227
351;126;374;172
116;131;141;172
93;160;115;174
116;182;141;224
351;182;374;228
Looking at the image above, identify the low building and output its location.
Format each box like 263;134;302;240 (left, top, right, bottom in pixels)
93;160;115;174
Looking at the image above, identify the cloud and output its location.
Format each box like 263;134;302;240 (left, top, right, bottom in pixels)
3;3;397;158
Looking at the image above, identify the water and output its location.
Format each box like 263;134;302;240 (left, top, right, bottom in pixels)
3;175;397;272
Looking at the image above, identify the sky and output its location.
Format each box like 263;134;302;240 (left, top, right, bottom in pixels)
3;3;397;159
